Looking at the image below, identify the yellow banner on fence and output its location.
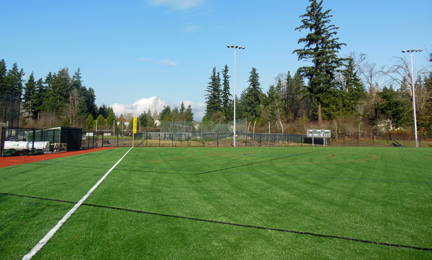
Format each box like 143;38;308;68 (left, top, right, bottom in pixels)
133;116;137;134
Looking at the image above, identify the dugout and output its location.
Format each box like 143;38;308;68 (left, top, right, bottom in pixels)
28;127;82;152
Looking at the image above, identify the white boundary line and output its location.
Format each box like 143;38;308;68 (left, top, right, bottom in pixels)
22;147;134;260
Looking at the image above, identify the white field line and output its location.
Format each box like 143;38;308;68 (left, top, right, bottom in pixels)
22;147;134;260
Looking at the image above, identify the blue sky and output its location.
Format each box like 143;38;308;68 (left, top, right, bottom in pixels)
1;0;431;120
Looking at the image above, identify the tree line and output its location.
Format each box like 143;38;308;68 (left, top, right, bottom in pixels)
1;60;196;133
204;0;432;136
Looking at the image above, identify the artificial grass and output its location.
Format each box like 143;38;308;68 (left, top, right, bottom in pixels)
1;146;431;259
32;205;430;259
0;195;73;259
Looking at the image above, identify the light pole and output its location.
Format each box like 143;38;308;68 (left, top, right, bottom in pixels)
227;45;245;147
402;49;422;147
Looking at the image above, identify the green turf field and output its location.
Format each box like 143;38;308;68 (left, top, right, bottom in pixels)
1;147;431;259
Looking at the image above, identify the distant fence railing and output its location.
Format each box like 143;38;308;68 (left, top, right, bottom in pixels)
2;128;431;157
81;131;432;148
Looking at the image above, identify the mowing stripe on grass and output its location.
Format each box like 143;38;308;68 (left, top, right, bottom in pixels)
6;192;431;252
26;160;431;185
193;150;321;176
21;147;133;260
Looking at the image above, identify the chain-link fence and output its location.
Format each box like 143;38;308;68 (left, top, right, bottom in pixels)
0;91;21;128
2;127;431;157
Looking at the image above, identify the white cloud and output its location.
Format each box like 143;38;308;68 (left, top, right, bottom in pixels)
147;0;205;10
112;97;204;121
194;102;206;121
112;96;166;118
159;59;178;66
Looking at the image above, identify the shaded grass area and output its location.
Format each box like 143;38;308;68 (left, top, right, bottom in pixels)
0;195;73;259
1;147;431;259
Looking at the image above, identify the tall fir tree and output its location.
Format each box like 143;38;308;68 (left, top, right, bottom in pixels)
221;65;232;121
245;67;262;118
205;67;222;119
293;0;346;124
33;78;46;120
0;59;7;93
23;72;36;119
44;69;71;113
5;63;25;95
185;104;194;121
180;101;186;114
159;106;171;121
339;58;366;116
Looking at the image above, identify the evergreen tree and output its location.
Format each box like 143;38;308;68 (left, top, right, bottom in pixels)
33;78;46;120
5;63;25;95
293;0;346;124
85;88;98;118
418;72;432;134
98;104;113;118
376;86;411;128
185;104;194;121
159;106;171;121
71;68;83;90
0;59;7;92
23;72;36;118
180;101;185;114
339;58;366;115
205;67;222;118
221;65;232;121
44;69;71;113
170;107;180;121
139;112;149;127
245;67;262;118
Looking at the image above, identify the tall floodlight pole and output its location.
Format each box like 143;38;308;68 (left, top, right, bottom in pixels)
227;45;245;147
402;49;423;147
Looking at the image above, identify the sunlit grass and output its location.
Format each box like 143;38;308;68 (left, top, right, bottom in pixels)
1;147;431;259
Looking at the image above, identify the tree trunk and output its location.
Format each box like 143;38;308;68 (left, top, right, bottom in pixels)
318;101;323;125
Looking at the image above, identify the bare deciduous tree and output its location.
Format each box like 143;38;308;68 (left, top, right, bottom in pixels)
63;88;81;127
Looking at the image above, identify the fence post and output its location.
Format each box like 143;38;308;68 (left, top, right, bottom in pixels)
1;127;5;157
32;128;35;155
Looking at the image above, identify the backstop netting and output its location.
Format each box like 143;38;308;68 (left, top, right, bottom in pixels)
0;91;21;128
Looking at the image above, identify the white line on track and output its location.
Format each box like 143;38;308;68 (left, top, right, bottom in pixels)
22;147;134;260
